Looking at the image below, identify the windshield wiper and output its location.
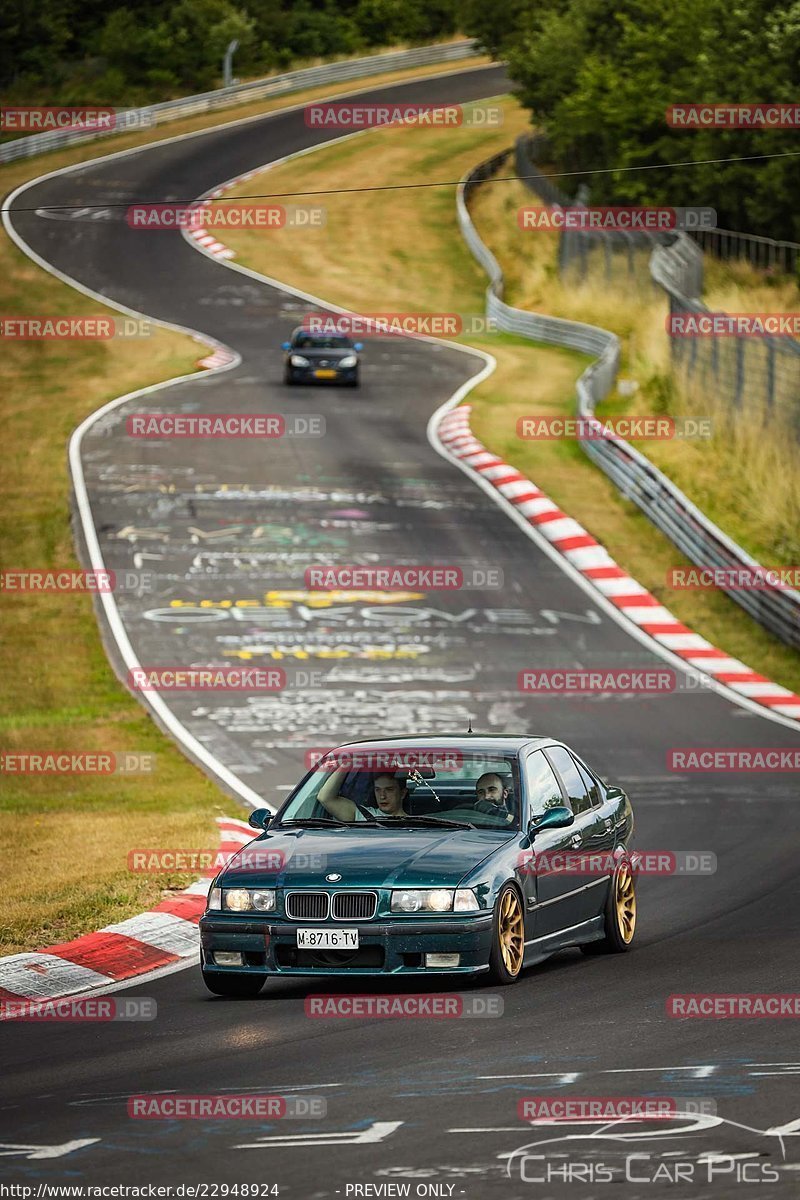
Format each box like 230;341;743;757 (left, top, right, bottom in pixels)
388;815;476;830
279;817;348;828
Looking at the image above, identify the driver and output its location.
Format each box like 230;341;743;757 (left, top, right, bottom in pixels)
317;769;409;822
474;772;515;823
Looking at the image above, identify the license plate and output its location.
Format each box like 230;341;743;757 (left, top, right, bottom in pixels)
314;369;337;379
296;928;359;950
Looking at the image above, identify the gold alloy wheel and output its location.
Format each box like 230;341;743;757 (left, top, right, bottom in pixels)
498;888;524;975
615;862;637;943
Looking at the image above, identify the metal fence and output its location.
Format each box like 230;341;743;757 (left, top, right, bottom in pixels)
0;40;479;164
690;227;800;276
515;133;800;438
514;136;800;278
514;135;668;289
457;150;800;650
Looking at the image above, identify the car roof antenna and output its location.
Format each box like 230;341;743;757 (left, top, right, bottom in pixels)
467;715;473;734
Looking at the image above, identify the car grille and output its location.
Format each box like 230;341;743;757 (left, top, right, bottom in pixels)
331;891;378;921
286;892;329;920
284;891;378;921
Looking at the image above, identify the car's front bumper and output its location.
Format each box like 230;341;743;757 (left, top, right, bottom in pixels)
199;914;493;976
286;365;358;384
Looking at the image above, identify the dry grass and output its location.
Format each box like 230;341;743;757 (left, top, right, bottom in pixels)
471;174;800;569
218;97;799;696
223;99;528;311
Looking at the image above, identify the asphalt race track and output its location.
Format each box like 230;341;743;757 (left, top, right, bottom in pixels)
2;64;800;1197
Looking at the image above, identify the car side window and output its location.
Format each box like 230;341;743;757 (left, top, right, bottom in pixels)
524;751;566;818
573;755;602;807
546;746;592;814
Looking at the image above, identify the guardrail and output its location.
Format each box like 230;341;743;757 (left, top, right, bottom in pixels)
0;40;480;164
457;150;800;650
690;226;800;276
515;134;800;425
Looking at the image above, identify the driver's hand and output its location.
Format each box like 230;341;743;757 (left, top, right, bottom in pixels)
474;798;511;820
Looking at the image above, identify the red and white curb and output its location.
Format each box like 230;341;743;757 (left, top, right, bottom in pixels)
190;174;260;371
186;172;260;264
0;817;254;1008
436;405;800;722
196;345;237;370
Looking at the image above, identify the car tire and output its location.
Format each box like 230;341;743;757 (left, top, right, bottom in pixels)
283;371;295;385
580;858;637;955
202;970;266;998
486;883;525;985
345;374;360;388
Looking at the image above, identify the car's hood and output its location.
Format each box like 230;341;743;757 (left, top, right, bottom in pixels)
291;347;354;361
220;827;514;889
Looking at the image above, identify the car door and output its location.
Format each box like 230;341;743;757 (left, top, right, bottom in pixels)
572;751;620;886
520;749;586;938
542;746;607;928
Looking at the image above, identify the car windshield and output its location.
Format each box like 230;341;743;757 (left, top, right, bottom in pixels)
293;334;352;349
276;749;522;830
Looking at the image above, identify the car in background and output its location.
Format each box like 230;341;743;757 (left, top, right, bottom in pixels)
282;327;362;387
199;735;636;996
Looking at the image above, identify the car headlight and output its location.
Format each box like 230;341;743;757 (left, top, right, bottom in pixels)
207;886;221;911
390;888;479;913
221;888;276;913
290;354;310;367
337;355;357;368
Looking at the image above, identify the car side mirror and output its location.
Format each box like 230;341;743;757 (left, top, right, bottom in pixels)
281;342;291;351
353;342;363;351
248;808;272;830
529;806;574;834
